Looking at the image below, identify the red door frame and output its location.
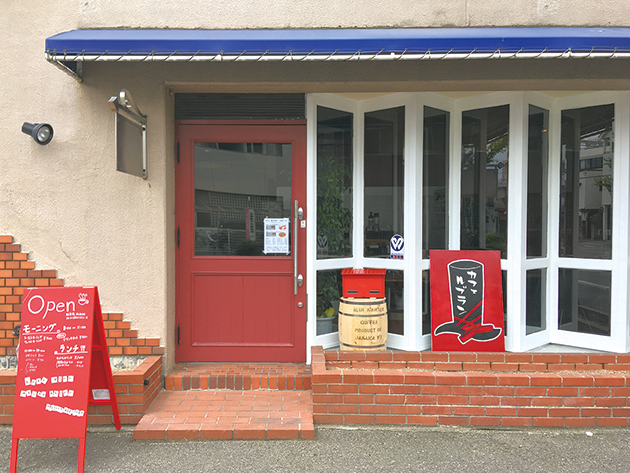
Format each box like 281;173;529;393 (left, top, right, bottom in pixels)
175;120;307;362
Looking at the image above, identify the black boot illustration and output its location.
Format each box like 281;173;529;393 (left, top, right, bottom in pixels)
434;259;501;343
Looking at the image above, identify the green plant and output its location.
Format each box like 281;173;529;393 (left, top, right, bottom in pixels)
317;154;351;257
316;271;340;318
486;232;507;253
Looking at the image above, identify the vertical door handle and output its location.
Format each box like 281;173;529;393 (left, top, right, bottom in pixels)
294;200;299;295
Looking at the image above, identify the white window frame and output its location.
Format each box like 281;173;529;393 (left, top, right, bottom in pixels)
306;91;630;360
547;92;630;353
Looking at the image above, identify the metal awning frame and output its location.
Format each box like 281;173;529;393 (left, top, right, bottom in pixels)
46;47;630;82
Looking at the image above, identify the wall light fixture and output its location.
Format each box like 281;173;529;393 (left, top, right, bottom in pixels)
22;122;54;145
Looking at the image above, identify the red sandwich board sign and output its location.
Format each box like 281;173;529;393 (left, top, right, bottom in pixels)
430;250;505;352
10;286;120;473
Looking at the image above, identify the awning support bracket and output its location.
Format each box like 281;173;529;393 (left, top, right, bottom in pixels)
47;51;83;82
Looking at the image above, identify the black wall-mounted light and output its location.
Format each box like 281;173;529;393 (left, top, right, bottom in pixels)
22;122;54;145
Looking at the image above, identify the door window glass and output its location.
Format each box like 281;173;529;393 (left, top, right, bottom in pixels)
194;142;292;256
461;105;510;258
560;104;614;259
364;107;405;258
317;107;353;259
423;107;449;258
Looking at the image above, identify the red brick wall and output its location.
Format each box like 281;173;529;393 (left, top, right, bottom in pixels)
312;347;630;427
0;356;162;425
0;235;163;357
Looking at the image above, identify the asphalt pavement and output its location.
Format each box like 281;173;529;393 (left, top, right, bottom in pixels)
3;424;629;473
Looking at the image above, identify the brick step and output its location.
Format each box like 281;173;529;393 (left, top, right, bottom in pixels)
133;390;314;440
164;363;312;391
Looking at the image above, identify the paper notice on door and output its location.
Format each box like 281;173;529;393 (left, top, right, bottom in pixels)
263;218;290;254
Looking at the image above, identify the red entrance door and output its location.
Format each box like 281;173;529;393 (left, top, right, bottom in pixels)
176;122;307;362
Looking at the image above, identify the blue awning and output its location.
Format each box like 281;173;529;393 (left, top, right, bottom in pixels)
45;28;630;80
46;28;630;59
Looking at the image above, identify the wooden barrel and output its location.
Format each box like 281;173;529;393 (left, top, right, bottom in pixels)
338;297;388;351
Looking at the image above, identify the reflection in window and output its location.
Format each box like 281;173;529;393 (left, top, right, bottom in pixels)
194;142;291;256
364;107;405;258
317;107;353;259
558;269;611;336
316;270;342;335
526;269;546;335
461;106;510;258
423;107;449;258
527;107;549;258
560;104;614;259
386;270;404;335
422;270;431;335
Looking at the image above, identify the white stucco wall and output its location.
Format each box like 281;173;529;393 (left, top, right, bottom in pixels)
2;0;630;369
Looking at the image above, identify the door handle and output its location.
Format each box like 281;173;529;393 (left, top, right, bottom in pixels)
294;200;298;295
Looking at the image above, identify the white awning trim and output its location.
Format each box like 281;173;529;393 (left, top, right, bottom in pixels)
46;47;630;64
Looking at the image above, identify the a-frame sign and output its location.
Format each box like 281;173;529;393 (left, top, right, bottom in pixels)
10;287;120;473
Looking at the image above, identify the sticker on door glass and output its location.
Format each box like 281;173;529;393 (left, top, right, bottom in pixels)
263;218;290;254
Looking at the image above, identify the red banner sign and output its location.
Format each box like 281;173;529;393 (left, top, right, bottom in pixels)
10;287;120;473
430;250;505;352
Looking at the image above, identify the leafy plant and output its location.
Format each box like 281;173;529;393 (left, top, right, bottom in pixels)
316;271;341;318
317;154;351;257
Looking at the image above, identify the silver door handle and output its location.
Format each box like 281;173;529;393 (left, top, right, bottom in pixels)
294;200;298;295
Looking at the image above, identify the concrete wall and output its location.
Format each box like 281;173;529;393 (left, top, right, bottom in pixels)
2;1;630;370
32;0;630;29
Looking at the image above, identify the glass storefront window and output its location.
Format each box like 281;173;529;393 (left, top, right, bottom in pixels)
364;107;405;258
527;106;549;258
386;270;404;335
526;269;546;335
558;269;611;336
316;270;343;335
194;142;291;256
560;104;614;260
461;105;510;258
311;93;626;353
423;107;449;258
317;106;353;259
